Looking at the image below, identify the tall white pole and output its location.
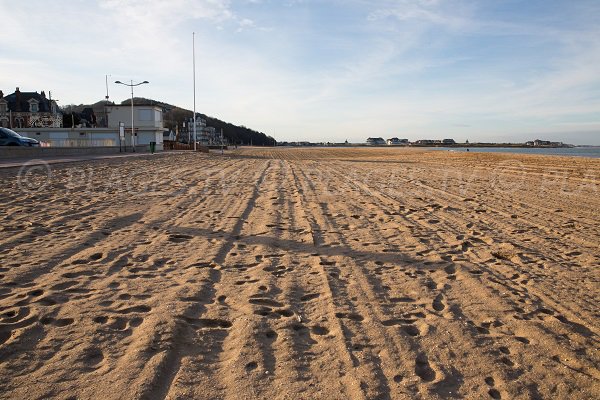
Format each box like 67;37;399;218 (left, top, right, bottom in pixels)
193;32;197;151
130;80;135;152
105;75;110;128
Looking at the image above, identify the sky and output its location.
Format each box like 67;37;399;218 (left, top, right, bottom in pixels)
1;0;599;144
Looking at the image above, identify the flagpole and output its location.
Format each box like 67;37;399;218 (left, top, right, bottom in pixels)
193;32;197;151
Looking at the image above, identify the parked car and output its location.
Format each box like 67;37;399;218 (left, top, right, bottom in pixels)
0;127;40;147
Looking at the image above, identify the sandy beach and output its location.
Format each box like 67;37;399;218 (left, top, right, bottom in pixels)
0;147;598;399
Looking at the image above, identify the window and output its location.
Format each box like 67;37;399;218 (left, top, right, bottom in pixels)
155;110;162;122
138;109;152;121
30;102;39;112
0;118;8;128
0;102;6;113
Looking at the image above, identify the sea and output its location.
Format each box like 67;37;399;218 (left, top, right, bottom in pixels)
430;147;600;158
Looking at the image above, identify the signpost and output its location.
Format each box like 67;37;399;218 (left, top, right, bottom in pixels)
119;122;125;152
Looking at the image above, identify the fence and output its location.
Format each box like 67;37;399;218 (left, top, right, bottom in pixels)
163;140;209;152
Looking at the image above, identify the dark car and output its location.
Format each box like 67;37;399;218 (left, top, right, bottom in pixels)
0;127;40;146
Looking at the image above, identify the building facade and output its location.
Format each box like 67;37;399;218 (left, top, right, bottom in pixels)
13;104;165;151
0;88;62;128
387;138;409;145
105;104;164;147
367;137;386;145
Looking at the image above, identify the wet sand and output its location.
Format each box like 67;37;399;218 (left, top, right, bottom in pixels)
0;147;598;399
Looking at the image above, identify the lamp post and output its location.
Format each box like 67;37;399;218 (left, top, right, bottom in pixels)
115;80;149;152
105;74;111;128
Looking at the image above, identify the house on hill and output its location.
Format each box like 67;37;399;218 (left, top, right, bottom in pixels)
367;137;385;145
0;87;62;128
387;138;409;145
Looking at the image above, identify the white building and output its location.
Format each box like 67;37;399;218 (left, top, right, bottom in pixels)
105;104;164;148
15;104;165;151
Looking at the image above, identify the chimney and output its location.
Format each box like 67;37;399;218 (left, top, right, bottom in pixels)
0;90;3;99
41;90;46;98
15;87;21;111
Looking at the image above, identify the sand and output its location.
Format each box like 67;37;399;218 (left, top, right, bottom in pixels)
0;147;598;399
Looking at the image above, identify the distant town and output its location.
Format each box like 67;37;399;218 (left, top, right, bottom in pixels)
278;137;573;148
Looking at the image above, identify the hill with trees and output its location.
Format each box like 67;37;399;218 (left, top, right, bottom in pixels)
61;98;276;146
122;98;276;146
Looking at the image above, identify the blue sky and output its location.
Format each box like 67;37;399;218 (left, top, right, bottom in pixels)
1;0;599;144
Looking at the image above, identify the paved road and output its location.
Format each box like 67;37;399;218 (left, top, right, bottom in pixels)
0;152;168;169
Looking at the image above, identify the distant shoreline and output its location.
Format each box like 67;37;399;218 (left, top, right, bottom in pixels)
408;144;574;148
278;143;597;148
362;143;576;148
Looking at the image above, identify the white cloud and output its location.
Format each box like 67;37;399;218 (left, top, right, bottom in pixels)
99;0;235;25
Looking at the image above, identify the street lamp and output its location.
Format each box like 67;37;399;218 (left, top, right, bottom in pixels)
115;80;149;152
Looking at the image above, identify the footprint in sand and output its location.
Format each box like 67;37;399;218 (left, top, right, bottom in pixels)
168;234;193;243
415;353;436;382
194;318;232;329
290;323;308;333
115;305;151;314
106;317;130;331
27;288;44;297
311;325;330;336
335;312;364;322
245;361;258;371
93;316;109;324
80;346;105;369
514;336;530;344
444;264;456;275
402;325;420;337
485;376;502;399
389;296;415;303
264;329;278;340
300;293;320;302
499;356;514;367
275;309;294;318
40;317;75;327
432;294;446;312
